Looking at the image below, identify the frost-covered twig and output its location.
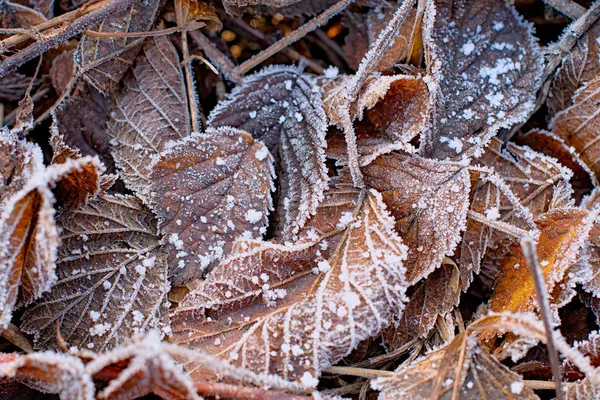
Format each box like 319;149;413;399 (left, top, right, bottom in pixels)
543;0;586;20
519;237;564;400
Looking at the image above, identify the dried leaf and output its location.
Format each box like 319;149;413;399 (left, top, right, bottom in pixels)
209;65;328;239
148;127;274;284
422;0;543;159
75;0;161;93
11;0;53;18
363;153;470;284
21;194;170;352
325;74;430;165
54;82;114;172
373;334;538;399
224;0;339;17
49;49;75;95
551;75;600;178
0;0;46;28
174;0;222;31
108;36;191;196
86;331;200;400
0;352;94;400
383;261;460;349
487;208;594;320
171;188;408;385
547;20;600;118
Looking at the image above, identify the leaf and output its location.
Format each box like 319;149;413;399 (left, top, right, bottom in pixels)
209;65;328;240
325;74;431;166
171;188;408;384
458;138;572;291
148;127;274;284
0;0;46;28
551;75;600;178
363;153;470;284
75;0;161;93
21;194;170;352
108;36;191;197
373;333;538;399
547;19;600;118
86;331;200;400
383;261;460;349
49;48;76;95
54;82;114;170
223;0;339;17
174;0;222;31
487;208;594;321
0;352;94;400
421;0;543;159
11;0;53;18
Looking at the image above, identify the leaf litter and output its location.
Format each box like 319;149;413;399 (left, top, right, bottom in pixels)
1;0;600;399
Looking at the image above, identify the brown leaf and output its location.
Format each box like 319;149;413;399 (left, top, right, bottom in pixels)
487;208;593;320
174;0;222;31
108;36;191;196
383;261;460;349
223;0;339;17
0;352;94;400
21;194;170;352
209;65;328;240
547;20;600;118
54;82;114;172
373;332;538;399
86;331;199;400
363;153;470;284
551;75;600;178
422;0;543;159
171;188;408;385
148;127;274;284
11;0;53;18
325;74;431;165
49;49;75;95
459;138;572;291
0;0;46;28
75;0;161;93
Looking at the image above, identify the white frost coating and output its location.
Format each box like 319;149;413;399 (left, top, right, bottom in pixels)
245;209;264;224
460;40;475;56
510;381;524;394
255;146;269;161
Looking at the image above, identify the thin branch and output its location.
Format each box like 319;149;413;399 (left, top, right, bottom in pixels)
324;366;395;379
194;381;311;400
543;0;586;19
232;0;354;78
0;0;141;78
520;237;564;400
181;31;201;133
187;30;238;82
467;210;530;239
524;380;575;390
1;323;33;353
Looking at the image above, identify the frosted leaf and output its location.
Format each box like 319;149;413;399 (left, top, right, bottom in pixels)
421;0;543;159
459;138;572;291
108;36;191;198
0;352;94;400
383;262;461;350
325;75;430;166
0;0;46;28
547;19;600;117
563;331;600;380
363;153;470;284
21;195;170;352
485;208;595;341
148;127;274;284
75;0;161;93
171;189;408;383
565;378;600;400
209;65;328;239
373;334;537;400
173;0;222;31
572;188;600;297
551;76;600;178
85;331;200;400
223;0;338;17
0;130;102;328
54;82;114;172
514;130;597;202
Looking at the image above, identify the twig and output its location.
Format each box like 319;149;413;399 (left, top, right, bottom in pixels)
467;210;530;239
324;366;395;379
194;381;311;399
231;0;355;78
543;0;586;19
1;323;33;353
350;339;418;369
520;237;563;400
524;380;575;390
181;32;201;133
0;0;141;78
187;30;238;82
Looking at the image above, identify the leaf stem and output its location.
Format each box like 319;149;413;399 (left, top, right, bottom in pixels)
324;366;395;378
